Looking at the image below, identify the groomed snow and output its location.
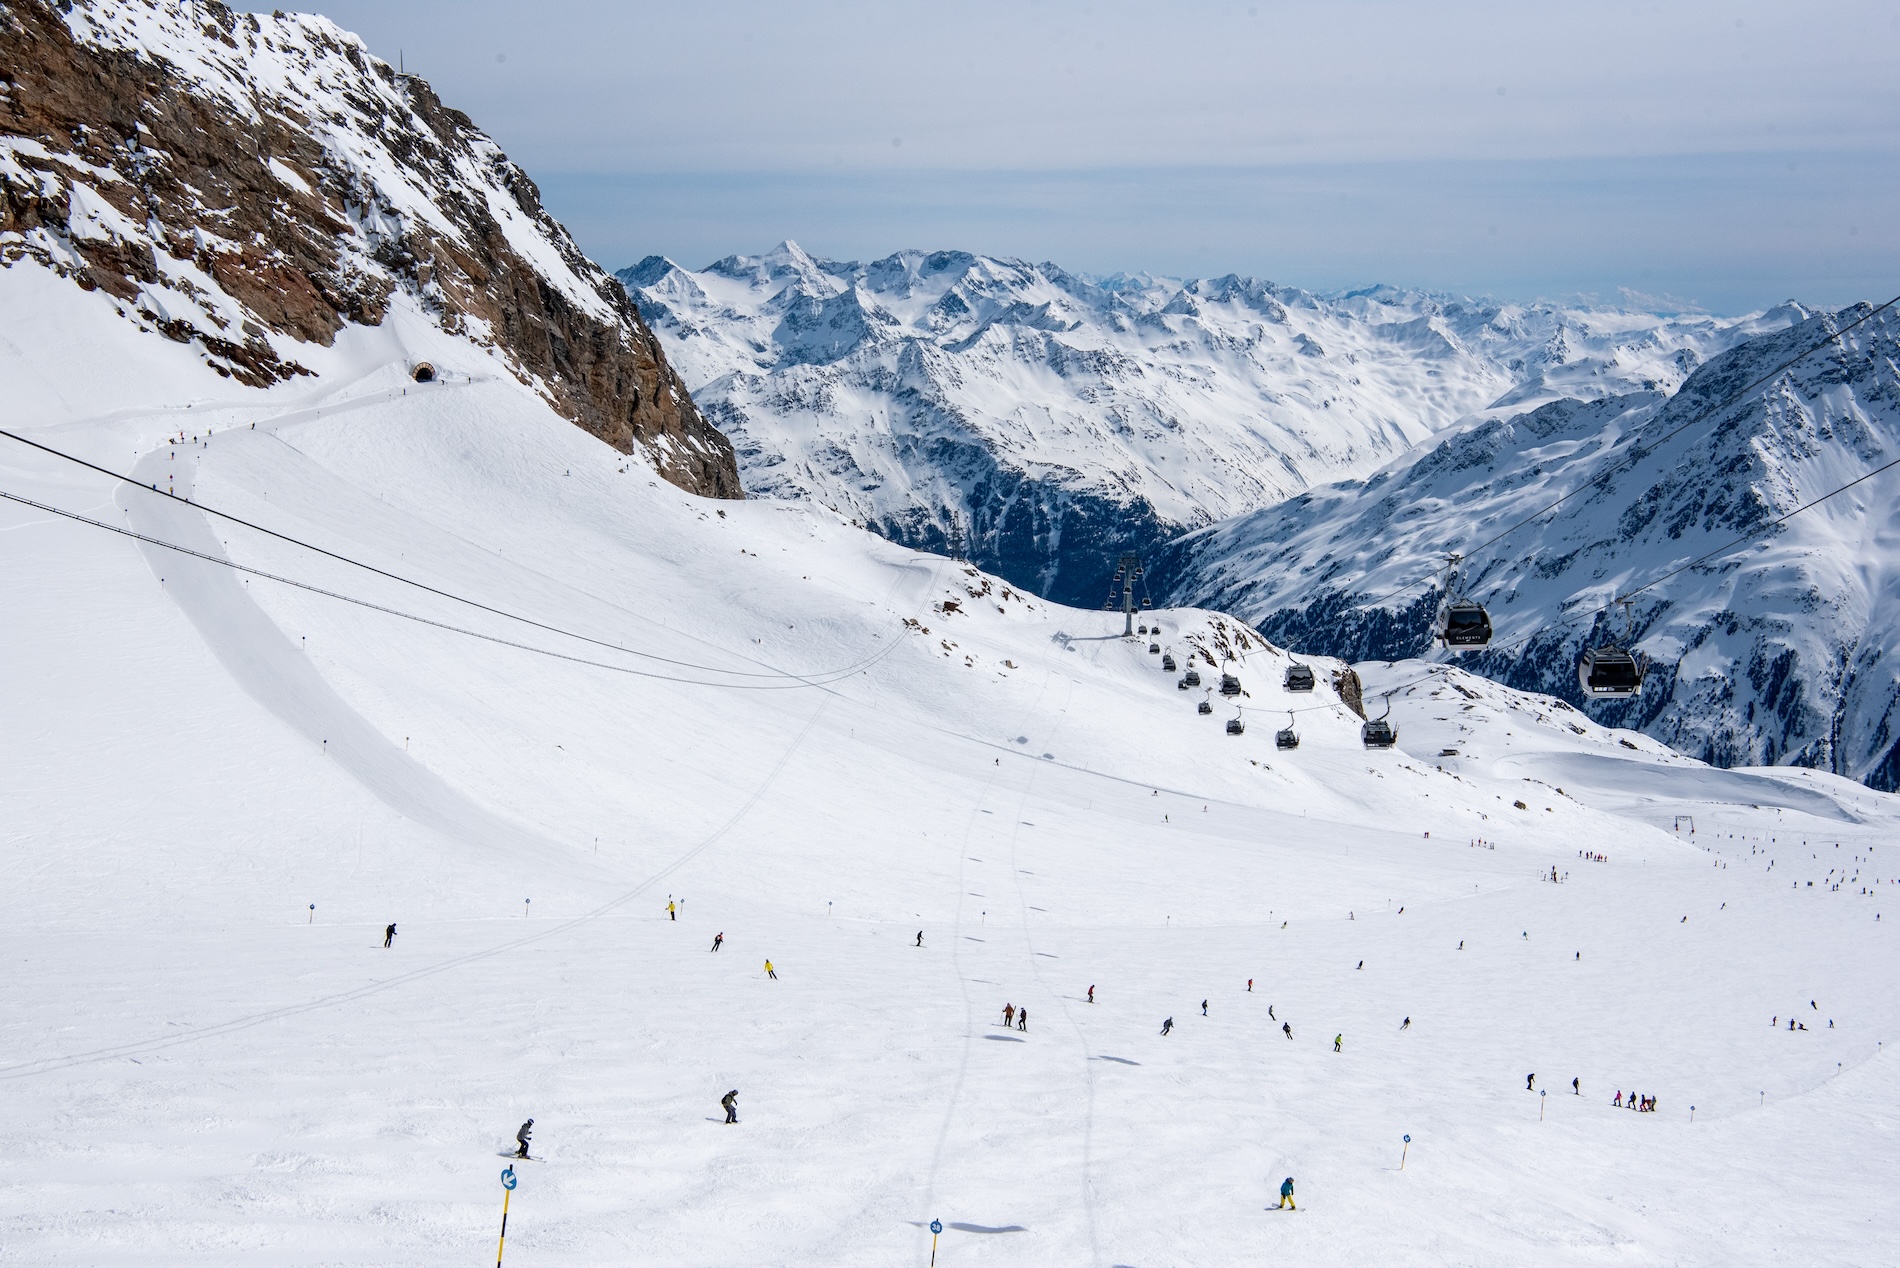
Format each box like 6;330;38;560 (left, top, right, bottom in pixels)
1;285;1896;1266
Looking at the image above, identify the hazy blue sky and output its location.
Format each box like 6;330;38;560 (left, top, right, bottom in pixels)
319;0;1899;313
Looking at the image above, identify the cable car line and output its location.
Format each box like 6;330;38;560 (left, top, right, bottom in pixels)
0;427;845;683
1347;296;1899;620
0;489;904;692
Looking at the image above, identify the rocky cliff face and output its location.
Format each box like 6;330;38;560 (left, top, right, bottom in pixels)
624;242;1783;603
0;0;738;498
1161;304;1900;790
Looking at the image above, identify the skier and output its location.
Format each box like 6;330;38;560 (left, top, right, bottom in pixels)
1201;999;1208;1016
1087;985;1095;1003
1268;1005;1276;1020
721;1089;739;1124
1282;1022;1293;1040
711;932;724;952
1004;1004;1015;1027
383;923;396;949
1572;1077;1580;1095
1161;1017;1174;1036
916;931;924;948
1526;1073;1535;1091
1334;1034;1343;1052
1401;1017;1411;1030
764;959;777;980
1357;960;1363;970
1613;1091;1623;1107
515;1119;533;1160
1018;1007;1028;1032
1278;1176;1296;1210
668;901;676;922
1247;979;1253;992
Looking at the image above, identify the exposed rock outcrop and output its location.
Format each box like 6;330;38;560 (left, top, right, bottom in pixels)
0;0;738;498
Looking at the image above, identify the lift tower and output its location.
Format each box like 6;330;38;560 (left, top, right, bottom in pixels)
1112;553;1145;636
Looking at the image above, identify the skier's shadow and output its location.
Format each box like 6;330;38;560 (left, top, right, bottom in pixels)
984;1034;1026;1042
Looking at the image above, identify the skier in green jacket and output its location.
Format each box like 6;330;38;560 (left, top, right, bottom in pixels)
1278;1176;1296;1210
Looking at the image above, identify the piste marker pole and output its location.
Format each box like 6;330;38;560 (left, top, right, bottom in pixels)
1400;1134;1410;1169
497;1166;518;1266
930;1218;943;1265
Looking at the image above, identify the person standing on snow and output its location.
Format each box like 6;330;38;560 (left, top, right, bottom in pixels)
667;901;676;922
916;931;924;947
1282;1022;1293;1040
722;1090;739;1124
1526;1073;1536;1091
1161;1017;1174;1036
1247;979;1253;992
1572;1077;1580;1095
1334;1034;1343;1052
764;959;777;980
384;923;396;949
1087;985;1095;1003
1401;1017;1411;1030
1017;1007;1028;1032
711;932;723;952
1003;1003;1015;1027
1201;1000;1208;1016
1278;1176;1296;1210
515;1119;533;1160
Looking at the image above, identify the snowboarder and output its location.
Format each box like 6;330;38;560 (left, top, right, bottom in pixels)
1161;1017;1174;1036
711;932;724;952
1334;1034;1343;1052
1526;1073;1535;1091
1087;985;1095;1003
1282;1022;1293;1040
1401;1017;1411;1030
916;931;924;947
1018;1007;1028;1032
1572;1077;1580;1095
764;959;777;979
1278;1176;1296;1210
383;923;396;948
1613;1091;1622;1107
721;1089;739;1124
668;901;676;921
515;1119;533;1159
1201;999;1208;1016
1003;1004;1015;1027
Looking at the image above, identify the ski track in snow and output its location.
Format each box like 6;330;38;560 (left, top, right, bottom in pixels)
2;288;1898;1265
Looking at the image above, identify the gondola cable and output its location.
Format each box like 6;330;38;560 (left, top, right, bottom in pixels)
0;489;906;692
0;426;858;683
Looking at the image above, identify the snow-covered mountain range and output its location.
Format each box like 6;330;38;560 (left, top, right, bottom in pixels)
0;0;735;496
1161;302;1900;790
622;242;1788;603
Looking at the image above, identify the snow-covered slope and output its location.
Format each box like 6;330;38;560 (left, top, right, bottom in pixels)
622;242;1789;602
4;244;1899;1265
1163;302;1900;791
0;0;735;496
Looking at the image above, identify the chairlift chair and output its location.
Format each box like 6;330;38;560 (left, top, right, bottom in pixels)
1275;712;1300;750
1226;710;1246;735
1284;663;1316;693
1219;673;1242;697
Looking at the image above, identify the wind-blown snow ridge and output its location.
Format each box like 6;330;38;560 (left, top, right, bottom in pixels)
622;242;1791;602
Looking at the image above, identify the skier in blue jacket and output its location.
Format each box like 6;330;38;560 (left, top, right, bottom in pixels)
1278;1176;1296;1210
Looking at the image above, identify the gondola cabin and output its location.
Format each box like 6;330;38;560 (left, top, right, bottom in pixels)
1578;646;1644;698
1219;673;1242;697
1439;600;1493;649
1362;719;1398;749
1284;664;1315;692
1161;654;1177;672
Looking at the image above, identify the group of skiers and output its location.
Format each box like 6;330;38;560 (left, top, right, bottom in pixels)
1001;1003;1028;1031
1611;1091;1658;1112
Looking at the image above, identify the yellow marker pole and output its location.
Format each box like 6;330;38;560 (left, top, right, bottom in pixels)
497;1166;517;1266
